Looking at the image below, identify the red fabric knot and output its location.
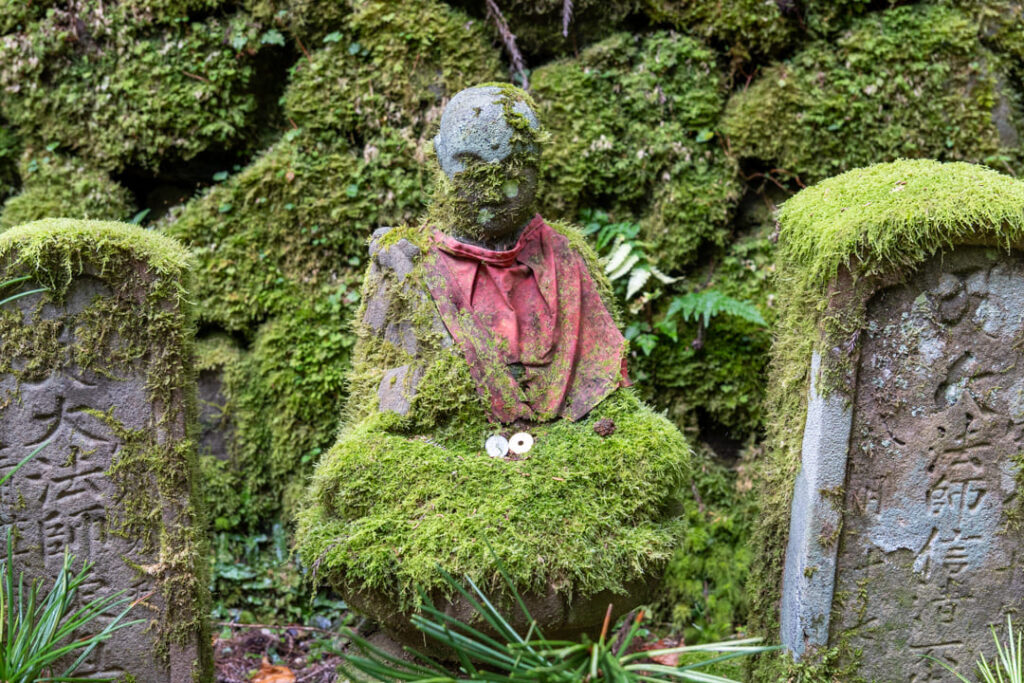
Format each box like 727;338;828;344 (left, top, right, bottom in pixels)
424;214;630;424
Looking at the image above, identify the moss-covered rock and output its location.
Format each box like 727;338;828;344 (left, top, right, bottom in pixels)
641;0;793;59
723;4;1020;184
0;151;134;231
0;3;268;171
750;159;1024;678
282;0;502;144
533;31;742;269
165;134;403;333
245;0;349;43
471;0;638;59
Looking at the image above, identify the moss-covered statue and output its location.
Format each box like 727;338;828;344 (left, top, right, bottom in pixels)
297;84;692;642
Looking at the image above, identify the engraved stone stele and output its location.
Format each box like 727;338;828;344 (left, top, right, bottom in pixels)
0;219;213;682
756;160;1024;681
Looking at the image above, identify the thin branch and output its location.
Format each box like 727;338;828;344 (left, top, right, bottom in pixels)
181;69;210;84
562;0;574;38
485;0;529;89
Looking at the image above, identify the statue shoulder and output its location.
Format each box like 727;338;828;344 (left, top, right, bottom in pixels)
368;225;431;281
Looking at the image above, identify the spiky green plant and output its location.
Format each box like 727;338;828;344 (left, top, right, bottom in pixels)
0;444;143;682
339;564;775;682
925;615;1023;683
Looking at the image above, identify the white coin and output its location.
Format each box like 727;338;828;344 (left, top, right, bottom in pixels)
485;434;509;458
508;432;534;454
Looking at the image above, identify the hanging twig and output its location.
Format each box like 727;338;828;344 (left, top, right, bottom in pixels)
485;0;529;89
562;0;574;38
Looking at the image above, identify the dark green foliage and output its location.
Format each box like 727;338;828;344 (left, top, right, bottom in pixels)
0;151;133;231
656;452;755;644
723;4;1019;184
210;525;346;625
533;31;742;269
0;4;267;171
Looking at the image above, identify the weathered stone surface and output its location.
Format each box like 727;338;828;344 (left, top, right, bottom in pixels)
433;85;540;178
824;248;1024;679
0;223;211;682
780;350;853;657
377;364;425;415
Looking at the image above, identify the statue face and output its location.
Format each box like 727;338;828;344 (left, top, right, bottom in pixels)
449;154;539;246
432;84;542;249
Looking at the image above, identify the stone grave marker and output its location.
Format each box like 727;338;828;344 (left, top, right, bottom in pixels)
768;160;1024;681
0;219;212;682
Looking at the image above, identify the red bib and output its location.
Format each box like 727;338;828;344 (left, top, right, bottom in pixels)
423;215;629;423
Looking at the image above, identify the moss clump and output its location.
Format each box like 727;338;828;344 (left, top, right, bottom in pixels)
218;294;357;527
245;0;350;43
0;151;133;231
723;4;1018;185
641;0;794;59
281;0;502;144
0;218;211;677
750;159;1024;678
475;0;638;58
299;385;688;605
165;134;384;333
532;31;741;269
0;4;267;171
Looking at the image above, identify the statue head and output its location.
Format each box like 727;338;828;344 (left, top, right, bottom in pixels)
432;84;542;249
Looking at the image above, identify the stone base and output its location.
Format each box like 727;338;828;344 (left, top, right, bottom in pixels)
346;576;656;654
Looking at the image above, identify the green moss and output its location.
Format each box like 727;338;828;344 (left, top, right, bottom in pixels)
0;5;267;171
245;0;349;43
641;0;793;59
281;0;501;144
640;213;776;433
477;0;637;58
217;294;357;526
723;4;1018;185
0;218;211;678
655;451;754;644
532;31;741;269
749;159;1024;678
0;151;133;231
298;387;688;605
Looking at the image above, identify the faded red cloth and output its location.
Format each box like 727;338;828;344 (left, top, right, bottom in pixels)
423;214;629;423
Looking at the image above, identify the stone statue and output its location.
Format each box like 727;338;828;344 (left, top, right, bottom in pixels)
297;85;691;645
